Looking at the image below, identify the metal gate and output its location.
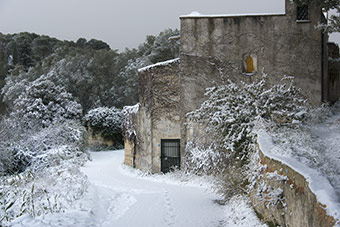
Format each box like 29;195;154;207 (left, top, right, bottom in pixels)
161;139;180;173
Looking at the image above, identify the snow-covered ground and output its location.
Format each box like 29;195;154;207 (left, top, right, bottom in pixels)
11;150;265;227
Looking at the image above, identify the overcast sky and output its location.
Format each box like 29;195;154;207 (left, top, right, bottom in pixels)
0;0;339;51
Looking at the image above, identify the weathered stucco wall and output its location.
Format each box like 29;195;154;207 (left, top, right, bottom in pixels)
124;139;135;167
250;147;338;227
135;106;152;171
125;59;180;173
179;0;325;157
180;1;323;105
123;104;148;171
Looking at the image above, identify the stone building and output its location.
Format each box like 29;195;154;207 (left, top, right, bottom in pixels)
124;0;340;173
123;59;180;173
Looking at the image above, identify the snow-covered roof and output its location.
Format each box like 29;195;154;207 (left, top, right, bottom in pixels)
138;58;180;73
180;11;285;18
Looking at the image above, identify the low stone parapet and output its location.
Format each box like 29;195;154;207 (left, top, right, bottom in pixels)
250;134;339;227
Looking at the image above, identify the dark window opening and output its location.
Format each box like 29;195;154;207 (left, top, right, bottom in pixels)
297;5;309;21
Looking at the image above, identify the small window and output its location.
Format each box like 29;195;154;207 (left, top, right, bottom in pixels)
297;5;309;21
243;54;257;75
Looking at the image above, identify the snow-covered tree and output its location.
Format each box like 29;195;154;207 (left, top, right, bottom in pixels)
11;74;82;128
148;29;180;64
115;57;151;106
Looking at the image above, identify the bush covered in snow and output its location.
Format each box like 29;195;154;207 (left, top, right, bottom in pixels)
185;75;308;198
84;107;123;147
0;121;89;226
0;69;87;174
0;159;88;225
183;142;228;175
0;116;89;225
84;107;122;135
0;118;88;174
0;70;89;225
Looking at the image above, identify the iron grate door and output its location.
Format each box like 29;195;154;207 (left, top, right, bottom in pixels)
161;139;180;173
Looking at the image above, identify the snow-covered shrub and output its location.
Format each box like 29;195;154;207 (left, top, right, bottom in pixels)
0;117;88;174
0;57;89;225
0;161;88;225
223;195;268;227
183;142;228;175
84;107;123;148
1;74;30;109
185;75;308;198
0;117;89;225
17;121;88;172
84;107;122;135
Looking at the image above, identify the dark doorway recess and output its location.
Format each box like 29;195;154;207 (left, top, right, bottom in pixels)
161;139;180;173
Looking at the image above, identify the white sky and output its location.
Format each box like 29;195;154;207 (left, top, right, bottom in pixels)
0;0;339;51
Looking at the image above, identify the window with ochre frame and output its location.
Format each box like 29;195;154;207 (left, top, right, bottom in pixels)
243;54;257;75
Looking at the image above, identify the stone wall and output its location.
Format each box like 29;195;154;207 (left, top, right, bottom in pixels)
250;148;338;227
179;0;326;157
87;125;122;150
328;42;340;104
180;0;324;105
136;105;153;171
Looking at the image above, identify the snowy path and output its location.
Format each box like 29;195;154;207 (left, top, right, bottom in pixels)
80;150;226;227
12;150;265;227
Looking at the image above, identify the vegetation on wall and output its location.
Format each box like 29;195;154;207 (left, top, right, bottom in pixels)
184;75;308;198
